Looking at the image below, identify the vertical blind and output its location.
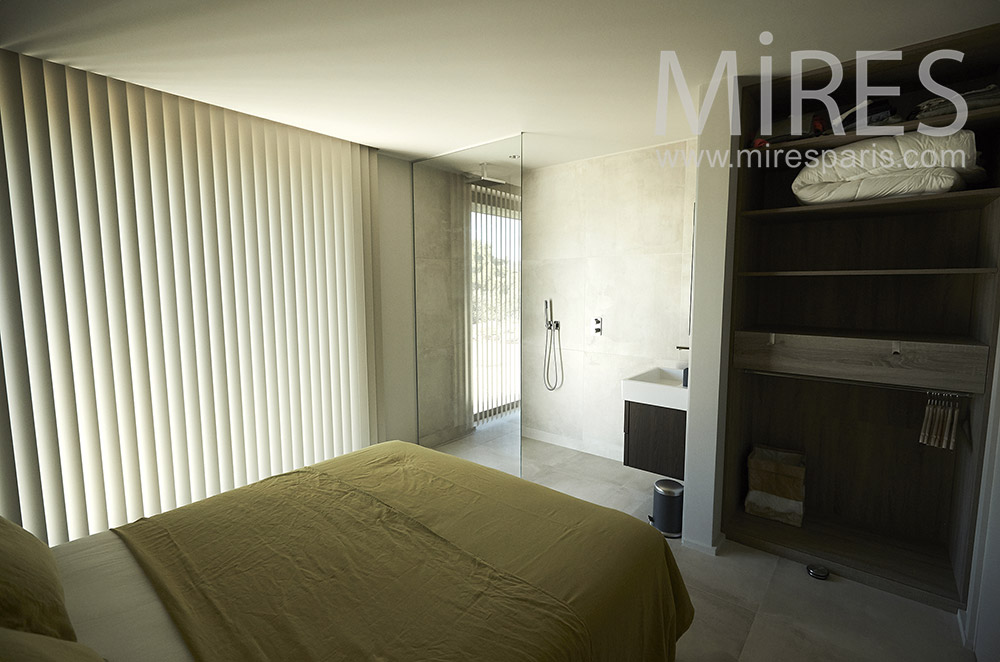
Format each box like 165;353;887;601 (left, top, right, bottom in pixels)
0;50;378;544
469;184;520;422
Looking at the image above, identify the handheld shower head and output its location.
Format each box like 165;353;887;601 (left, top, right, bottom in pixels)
542;298;563;390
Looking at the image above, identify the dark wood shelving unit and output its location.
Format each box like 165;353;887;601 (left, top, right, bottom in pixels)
720;24;1000;611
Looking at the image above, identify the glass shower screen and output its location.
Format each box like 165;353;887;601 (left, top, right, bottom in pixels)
411;135;522;475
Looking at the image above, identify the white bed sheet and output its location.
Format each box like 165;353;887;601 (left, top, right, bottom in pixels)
52;531;194;662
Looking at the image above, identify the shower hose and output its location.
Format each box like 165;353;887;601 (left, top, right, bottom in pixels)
543;299;564;391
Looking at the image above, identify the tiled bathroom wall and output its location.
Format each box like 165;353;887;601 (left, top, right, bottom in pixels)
521;140;696;460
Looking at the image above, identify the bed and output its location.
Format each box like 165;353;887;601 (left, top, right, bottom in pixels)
8;441;693;661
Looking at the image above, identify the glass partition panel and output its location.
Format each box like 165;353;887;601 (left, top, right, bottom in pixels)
412;135;522;475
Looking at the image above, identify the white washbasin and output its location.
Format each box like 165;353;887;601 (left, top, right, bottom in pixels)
621;364;689;411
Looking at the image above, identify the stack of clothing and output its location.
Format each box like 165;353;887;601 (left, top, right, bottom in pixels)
909;84;1000;120
831;98;899;132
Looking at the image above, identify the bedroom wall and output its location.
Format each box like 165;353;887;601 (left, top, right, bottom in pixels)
520;142;695;460
967;398;1000;657
375;155;418;443
682;82;737;554
960;316;1000;656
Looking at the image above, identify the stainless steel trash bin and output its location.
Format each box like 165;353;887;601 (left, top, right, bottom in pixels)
650;479;683;538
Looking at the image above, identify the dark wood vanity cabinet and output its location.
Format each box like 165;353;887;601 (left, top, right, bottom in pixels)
623;401;685;479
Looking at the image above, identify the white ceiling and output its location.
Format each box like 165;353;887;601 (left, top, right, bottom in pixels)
2;1;999;167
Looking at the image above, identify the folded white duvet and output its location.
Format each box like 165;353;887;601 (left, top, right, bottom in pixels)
792;130;986;205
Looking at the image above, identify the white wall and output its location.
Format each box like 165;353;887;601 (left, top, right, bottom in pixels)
968;437;1000;657
375;154;418;443
520;142;695;460
682;83;739;553
961;319;1000;657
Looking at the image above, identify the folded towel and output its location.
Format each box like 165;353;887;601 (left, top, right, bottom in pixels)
745;489;803;527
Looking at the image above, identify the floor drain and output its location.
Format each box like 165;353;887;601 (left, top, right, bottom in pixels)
807;564;830;580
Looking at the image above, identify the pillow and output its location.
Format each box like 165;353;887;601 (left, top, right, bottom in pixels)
0;627;103;662
0;517;76;641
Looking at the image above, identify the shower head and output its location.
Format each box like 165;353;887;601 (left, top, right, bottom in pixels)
467;162;507;187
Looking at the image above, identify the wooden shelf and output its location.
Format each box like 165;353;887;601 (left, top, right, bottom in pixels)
739;268;996;277
739;326;988;346
757;105;1000;153
741;187;1000;221
725;510;961;610
732;330;990;393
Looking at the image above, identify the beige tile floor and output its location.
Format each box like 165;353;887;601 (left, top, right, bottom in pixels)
435;417;975;662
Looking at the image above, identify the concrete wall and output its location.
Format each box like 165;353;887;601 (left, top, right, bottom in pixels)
375;154;418;443
412;164;471;446
520;142;695;460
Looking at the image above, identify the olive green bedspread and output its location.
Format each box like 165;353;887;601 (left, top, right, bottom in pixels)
114;441;693;661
